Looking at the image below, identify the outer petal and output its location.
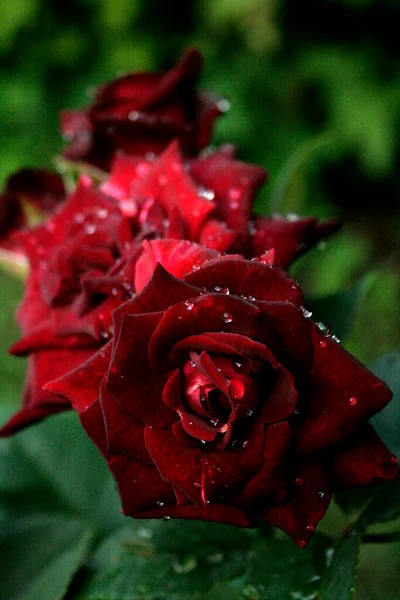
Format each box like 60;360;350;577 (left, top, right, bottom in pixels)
109;453;177;516
252;215;341;270
43;342;112;413
185;259;303;306
328;424;398;488
296;326;393;453
107;312;177;428
263;460;331;548
0;346;95;436
234;422;292;507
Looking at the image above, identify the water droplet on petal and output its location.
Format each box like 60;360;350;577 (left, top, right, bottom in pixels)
74;212;85;224
85;223;96;235
390;456;398;465
306;524;314;532
213;285;230;294
319;339;327;348
349;396;358;406
222;312;233;324
294;476;304;486
318;490;326;499
198;186;215;201
97;208;108;219
128;110;139;121
156;501;164;507
184;299;194;311
301;307;313;318
163;515;171;521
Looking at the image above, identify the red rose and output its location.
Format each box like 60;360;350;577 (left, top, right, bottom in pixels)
103;141;340;267
0;143;339;436
45;240;398;547
61;48;225;170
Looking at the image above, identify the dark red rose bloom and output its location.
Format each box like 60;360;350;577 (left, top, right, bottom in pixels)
61;48;225;170
45;239;398;547
0;168;65;250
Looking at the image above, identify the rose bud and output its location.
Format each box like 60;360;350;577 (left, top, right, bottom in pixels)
45;239;398;547
61;48;225;170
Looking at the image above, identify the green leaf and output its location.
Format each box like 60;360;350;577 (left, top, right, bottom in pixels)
0;515;91;600
75;524;250;599
0;412;124;537
319;524;362;600
202;536;331;600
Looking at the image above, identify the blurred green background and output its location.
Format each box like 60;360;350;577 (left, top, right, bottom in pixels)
0;1;399;598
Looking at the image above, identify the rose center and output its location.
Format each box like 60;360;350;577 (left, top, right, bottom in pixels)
180;352;259;447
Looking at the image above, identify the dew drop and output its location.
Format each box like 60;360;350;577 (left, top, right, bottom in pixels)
390;456;398;465
192;264;201;271
184;299;195;311
74;212;85;224
294;476;304;486
85;223;96;235
97;208;108;219
349;396;358;406
198;186;215;201
301;307;313;319
306;524;314;532
222;312;233;324
228;187;241;202
156;501;164;507
287;212;300;222
128;110;139;121
319;339;327;348
318;491;326;499
217;99;231;113
163;515;171;521
213;285;230;294
173;555;197;574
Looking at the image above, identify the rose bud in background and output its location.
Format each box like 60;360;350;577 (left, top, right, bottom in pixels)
61;48;226;170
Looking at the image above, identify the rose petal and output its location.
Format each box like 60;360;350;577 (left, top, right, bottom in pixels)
107;312;177;428
264;460;331;547
148;294;260;371
185;258;303;306
328;424;398;488
296;326;393;453
43;342;112;413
